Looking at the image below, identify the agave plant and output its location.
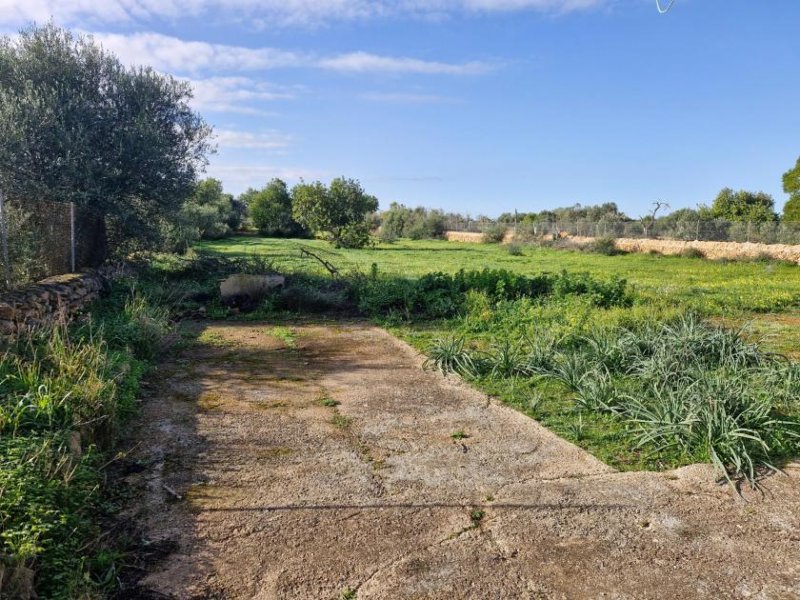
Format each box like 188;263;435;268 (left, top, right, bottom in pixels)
423;336;477;377
484;339;529;378
546;352;590;391
573;368;622;414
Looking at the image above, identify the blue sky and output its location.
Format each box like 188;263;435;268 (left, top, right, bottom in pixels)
2;1;799;217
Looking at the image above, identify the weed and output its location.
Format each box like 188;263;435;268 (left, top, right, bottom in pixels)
424;337;477;377
524;390;545;416
0;278;170;598
470;508;485;523
331;411;352;429
318;396;340;407
565;414;587;441
451;430;469;440
340;586;357;600
197;330;234;347
267;326;296;348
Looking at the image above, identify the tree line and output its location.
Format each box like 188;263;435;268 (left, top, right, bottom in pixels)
498;185;800;227
4;23;800;267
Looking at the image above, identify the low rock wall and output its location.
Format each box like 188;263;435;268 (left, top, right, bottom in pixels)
570;236;800;263
0;271;114;336
444;230;800;263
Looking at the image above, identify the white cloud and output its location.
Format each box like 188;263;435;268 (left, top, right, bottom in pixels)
188;76;295;115
214;128;293;150
85;31;493;77
360;92;460;104
206;163;329;193
0;0;605;29
90;31;301;74
318;52;490;75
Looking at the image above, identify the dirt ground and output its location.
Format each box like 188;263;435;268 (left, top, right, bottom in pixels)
123;321;800;600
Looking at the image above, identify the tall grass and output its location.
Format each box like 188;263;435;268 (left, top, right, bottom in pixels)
0;285;171;598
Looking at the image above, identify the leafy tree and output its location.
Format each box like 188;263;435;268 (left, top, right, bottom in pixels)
782;157;800;222
378;203;446;241
783;197;800;222
708;188;777;223
247;178;307;237
503;203;631;224
165;178;238;252
182;178;237;239
292;177;378;248
0;24;212;264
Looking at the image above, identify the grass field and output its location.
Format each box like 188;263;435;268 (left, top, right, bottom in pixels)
200;237;800;313
200;237;800;352
198;236;800;477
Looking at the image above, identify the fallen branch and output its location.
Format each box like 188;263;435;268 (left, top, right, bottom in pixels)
299;247;340;278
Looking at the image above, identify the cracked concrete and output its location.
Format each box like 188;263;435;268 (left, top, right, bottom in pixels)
124;322;800;599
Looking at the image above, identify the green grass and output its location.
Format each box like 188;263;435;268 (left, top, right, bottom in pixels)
0;282;171;598
195;237;800;484
199;237;800;315
266;326;297;348
200;235;800;358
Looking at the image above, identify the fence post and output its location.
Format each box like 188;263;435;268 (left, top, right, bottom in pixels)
695;220;700;241
70;202;76;272
746;221;752;243
0;190;10;288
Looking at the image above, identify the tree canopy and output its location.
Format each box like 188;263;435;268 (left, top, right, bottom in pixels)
783;157;800;222
378;203;446;241
292;177;378;248
0;24;213;262
246;179;307;237
707;188;778;223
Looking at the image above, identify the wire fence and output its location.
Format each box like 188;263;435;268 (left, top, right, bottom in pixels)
444;216;800;245
0;195;78;291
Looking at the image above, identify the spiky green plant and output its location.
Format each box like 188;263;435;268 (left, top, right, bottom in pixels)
423;336;477;377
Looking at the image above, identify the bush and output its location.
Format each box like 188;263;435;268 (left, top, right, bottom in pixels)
584;236;624;256
353;268;631;320
482;223;508;244
506;243;524;256
679;247;706;259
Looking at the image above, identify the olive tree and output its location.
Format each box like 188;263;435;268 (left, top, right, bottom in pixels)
0;24;213;264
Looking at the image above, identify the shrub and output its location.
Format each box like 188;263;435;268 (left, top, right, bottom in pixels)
353;268;631;321
506;243;524;256
482;223;508;244
679;247;705;259
584;236;624;256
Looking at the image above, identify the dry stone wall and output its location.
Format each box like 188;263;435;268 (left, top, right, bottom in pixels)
444;231;516;243
0;271;113;336
570;236;800;263
444;230;800;263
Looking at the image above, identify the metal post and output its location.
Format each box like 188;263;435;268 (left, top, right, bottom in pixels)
70;202;76;272
0;190;10;288
695;220;700;241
